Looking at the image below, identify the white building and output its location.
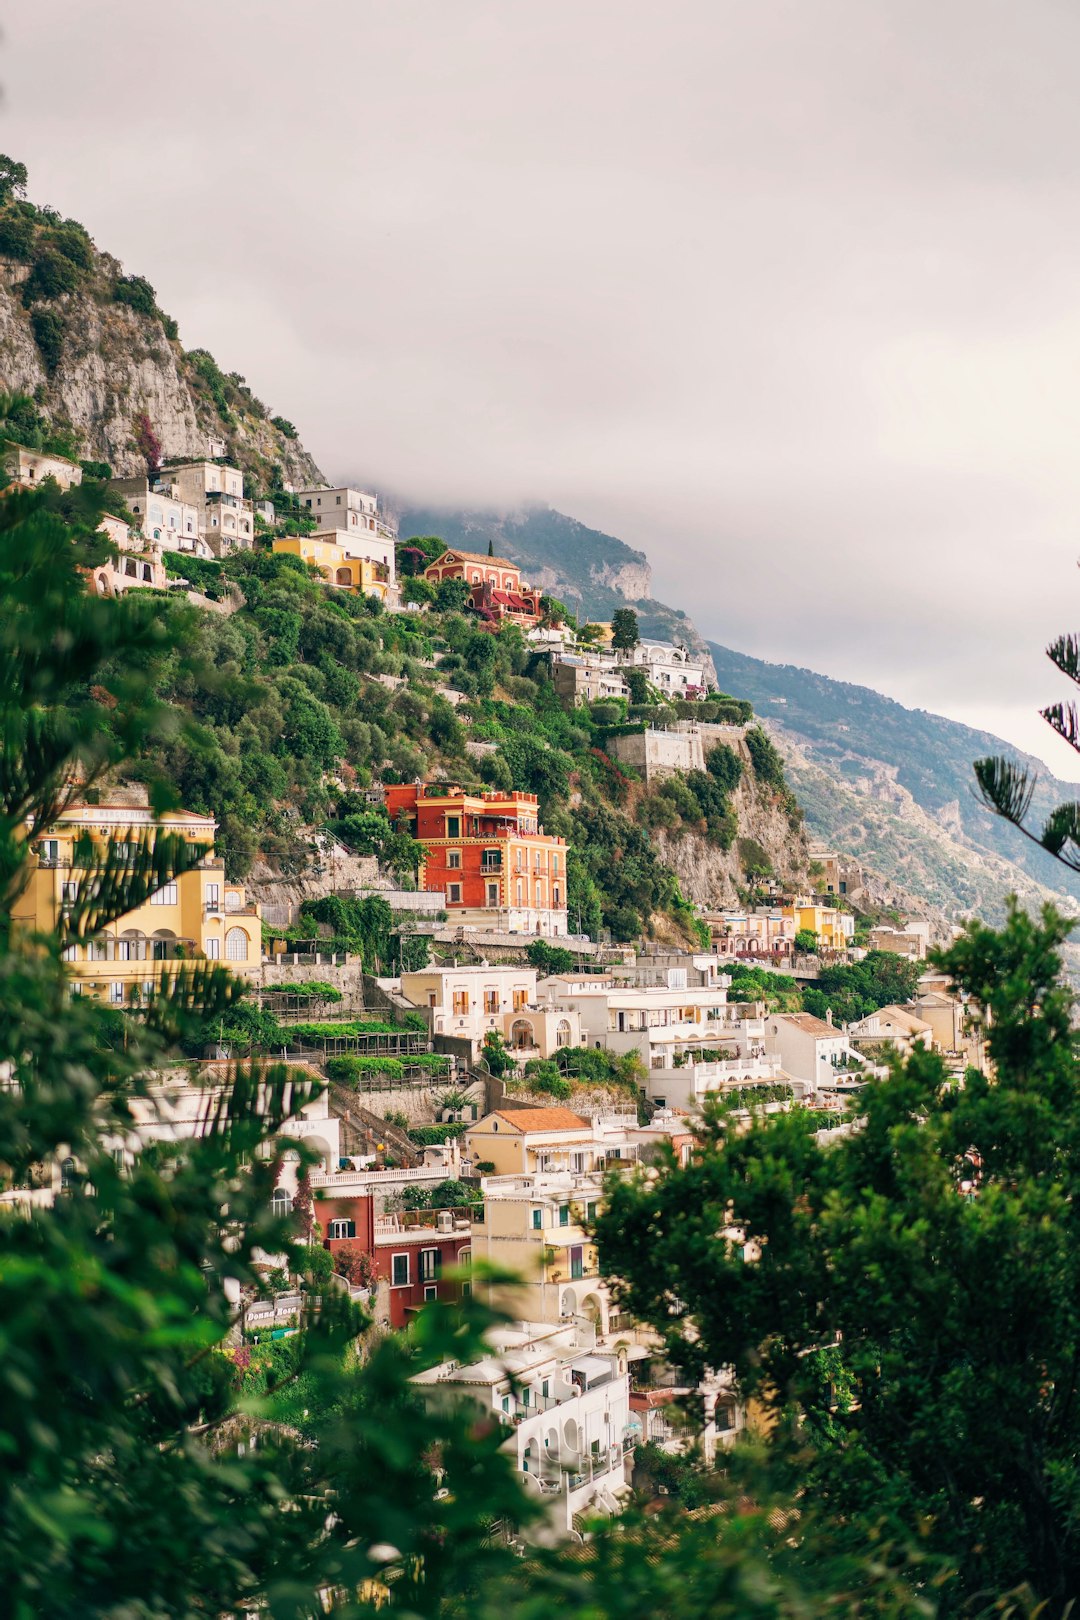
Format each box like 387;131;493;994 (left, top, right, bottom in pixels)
7;445;83;490
295;486;396;555
397;964;581;1062
89;512;168;596
162;460;254;555
411;1319;634;1537
110;475;211;558
762;1012;857;1097
615;639;709;695
542;978;733;1074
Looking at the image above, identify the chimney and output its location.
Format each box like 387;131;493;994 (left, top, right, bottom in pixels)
825;1007;833;1026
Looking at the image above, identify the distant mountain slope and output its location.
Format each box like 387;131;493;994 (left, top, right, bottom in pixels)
395;502;716;676
709;641;1080;918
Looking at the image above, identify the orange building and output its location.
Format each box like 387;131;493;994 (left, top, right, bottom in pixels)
423;548;543;627
384;783;569;937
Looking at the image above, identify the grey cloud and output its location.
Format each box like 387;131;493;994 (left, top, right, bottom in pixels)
9;0;1080;772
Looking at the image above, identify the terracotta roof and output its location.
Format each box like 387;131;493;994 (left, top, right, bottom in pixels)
434;547;518;570
780;1012;838;1038
486;1107;590;1133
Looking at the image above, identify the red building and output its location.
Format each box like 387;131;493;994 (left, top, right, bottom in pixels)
424;547;543;627
319;1191;474;1330
384;782;569;936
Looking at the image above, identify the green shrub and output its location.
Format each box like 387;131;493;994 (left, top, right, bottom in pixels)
22;249;80;303
406;1123;469;1146
272;415;298;439
30;308;64;374
0;207;33;260
113;274;158;317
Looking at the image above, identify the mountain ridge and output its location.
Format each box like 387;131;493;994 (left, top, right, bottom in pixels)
707;640;1080;921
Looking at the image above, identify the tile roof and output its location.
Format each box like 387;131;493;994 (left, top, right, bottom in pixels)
435;547;518;569
487;1107;590;1132
781;1012;839;1038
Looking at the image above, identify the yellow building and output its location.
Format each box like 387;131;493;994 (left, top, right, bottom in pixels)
784;897;856;953
470;1170;608;1329
271;534;390;600
465;1107;602;1178
12;801;261;1004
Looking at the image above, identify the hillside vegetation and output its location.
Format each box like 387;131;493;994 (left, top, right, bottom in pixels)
126;549;807;941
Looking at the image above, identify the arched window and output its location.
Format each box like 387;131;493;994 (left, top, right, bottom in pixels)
329;1218;355;1240
225;927;247;962
556;1019;572;1049
271;1188;292;1216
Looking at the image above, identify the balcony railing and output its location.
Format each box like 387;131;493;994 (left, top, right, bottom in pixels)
65;937;200;963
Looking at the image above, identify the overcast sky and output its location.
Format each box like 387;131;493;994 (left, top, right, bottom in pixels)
9;1;1080;775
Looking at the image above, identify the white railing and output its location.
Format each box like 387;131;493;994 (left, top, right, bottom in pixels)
310;1164;445;1192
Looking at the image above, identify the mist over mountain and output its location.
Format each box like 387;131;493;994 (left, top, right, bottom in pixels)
708;641;1080;918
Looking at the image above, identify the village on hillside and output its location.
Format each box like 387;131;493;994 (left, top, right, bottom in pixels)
3;435;985;1542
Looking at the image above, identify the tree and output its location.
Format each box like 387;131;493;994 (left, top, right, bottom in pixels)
624;665;651;705
130;410;162;474
611;607;640;651
793;928;818;954
0;459;540;1617
976;623;1080;874
0;152;28;203
480;1029;516;1077
487;538;495;557
597;903;1080;1610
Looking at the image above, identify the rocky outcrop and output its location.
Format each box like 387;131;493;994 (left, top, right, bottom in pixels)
0;255;323;487
591;558;652;601
654;744;811;910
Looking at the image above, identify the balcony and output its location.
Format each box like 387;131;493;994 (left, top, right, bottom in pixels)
480;855;503;873
65;936;200;963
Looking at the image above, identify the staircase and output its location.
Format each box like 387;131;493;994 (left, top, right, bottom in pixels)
328;1084;423;1167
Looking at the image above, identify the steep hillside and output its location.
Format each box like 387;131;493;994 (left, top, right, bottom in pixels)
396;503;717;680
708;641;1080;921
0;178;323;489
116;546;809;941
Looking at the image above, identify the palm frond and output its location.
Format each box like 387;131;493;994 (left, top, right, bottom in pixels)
1040;702;1080;753
1037;802;1080;871
973;756;1037;828
61;831;209;942
1047;633;1080;686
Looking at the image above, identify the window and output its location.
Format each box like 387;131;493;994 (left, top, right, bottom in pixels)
446;815;461;838
206;882;220;910
570;1246;584;1280
420;1248;441;1281
448;883;462;905
486;882;499;906
452;990;470;1015
225;928;247;962
271;1188;292;1216
484;989;499;1013
151;883;178;906
559;1205;570;1227
61;881;78;906
110;982;124;1004
40;838;59;865
513;988;529;1012
571;1152;585;1173
329;1218;355;1240
424;1284;438;1301
206;938;220;960
586;1201;598;1223
553;853;559;875
391;1253;410;1287
532;1208;543;1229
447;850;461;869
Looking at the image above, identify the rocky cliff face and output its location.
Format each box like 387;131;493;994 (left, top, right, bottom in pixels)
0;254;323;487
653;739;812;910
